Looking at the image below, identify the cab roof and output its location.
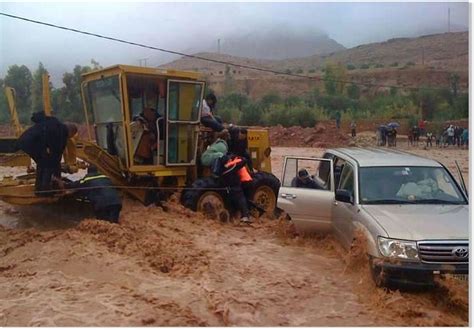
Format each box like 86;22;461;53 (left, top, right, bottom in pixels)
81;64;202;80
327;147;442;168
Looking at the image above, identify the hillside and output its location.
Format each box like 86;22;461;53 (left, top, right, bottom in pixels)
279;31;468;72
160;32;469;99
218;28;345;60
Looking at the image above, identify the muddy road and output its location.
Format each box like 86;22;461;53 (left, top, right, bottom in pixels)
0;146;469;326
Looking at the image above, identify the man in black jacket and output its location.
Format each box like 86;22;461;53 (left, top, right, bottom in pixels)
16;111;77;196
228;126;253;172
61;166;122;223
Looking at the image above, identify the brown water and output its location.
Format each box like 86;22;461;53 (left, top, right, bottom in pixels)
0;146;468;326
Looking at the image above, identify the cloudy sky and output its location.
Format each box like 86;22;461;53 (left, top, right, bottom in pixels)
0;2;469;85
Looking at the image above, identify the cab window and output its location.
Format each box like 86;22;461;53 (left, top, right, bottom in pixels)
166;80;204;165
283;157;332;191
339;164;355;196
126;75;166;166
84;75;127;164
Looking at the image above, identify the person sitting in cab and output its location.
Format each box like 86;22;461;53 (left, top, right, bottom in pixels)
133;107;163;165
292;169;321;189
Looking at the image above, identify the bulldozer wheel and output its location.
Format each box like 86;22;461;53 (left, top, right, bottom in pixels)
181;177;227;212
196;191;225;213
250;171;280;215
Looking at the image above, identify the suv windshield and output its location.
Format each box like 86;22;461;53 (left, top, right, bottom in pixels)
359;166;467;205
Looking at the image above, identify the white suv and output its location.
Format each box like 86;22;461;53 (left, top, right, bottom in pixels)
277;147;469;287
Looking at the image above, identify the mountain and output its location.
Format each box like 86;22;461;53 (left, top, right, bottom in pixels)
278;31;469;72
160;31;468;99
217;27;345;60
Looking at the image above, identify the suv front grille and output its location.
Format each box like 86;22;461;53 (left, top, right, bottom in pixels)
418;241;469;264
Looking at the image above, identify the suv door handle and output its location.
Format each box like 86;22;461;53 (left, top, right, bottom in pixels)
281;193;297;200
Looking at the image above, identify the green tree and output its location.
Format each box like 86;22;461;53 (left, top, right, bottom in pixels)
284;95;302;107
449;73;460;97
258;92;282;111
323;62;347;95
240;104;263;126
55;64;93;122
347;82;360;100
414;88;439;120
304;88;320;107
0;78;9;123
220;93;249;112
90;58;102;70
4;65;33;123
223;65;234;95
31;62;50;114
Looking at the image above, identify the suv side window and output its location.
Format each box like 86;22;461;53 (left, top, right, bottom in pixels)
333;157;347;188
339;164;355;196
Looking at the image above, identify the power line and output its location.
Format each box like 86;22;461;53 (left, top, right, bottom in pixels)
0;12;451;92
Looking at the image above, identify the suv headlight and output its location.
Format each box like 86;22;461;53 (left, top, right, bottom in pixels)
378;237;419;261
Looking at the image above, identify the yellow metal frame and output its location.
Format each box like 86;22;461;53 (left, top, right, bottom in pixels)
82;64;201;82
165;79;205;166
4;87;22;137
42;73;52;116
81;65;203;178
247;128;272;173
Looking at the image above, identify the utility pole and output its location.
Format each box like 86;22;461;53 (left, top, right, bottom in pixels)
421;46;425;67
138;58;149;67
448;7;451;32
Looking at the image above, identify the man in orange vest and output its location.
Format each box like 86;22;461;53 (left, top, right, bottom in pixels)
221;155;253;224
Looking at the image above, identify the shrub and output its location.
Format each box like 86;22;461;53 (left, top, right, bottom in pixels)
346;64;356;70
291;107;318;127
240;104;263;126
375;63;384;68
296;68;304;74
219;107;240;124
390;62;399;67
360;64;370;69
308;68;316;73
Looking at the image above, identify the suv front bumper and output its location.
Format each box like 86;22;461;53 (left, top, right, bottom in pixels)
371;257;468;286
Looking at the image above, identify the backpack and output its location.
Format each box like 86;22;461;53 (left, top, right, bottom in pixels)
210;155;228;178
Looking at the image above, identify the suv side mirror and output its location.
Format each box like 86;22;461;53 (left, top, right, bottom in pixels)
336;189;353;204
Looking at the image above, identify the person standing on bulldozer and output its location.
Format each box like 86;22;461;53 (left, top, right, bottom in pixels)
16;111;77;196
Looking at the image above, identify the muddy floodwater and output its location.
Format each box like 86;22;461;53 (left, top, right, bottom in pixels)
0;145;468;326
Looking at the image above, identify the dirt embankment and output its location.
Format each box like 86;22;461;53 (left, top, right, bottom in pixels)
269;122;351;148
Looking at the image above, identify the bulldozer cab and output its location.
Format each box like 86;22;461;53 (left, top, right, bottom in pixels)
81;65;205;177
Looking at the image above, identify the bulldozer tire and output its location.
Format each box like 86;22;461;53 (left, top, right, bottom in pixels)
249;171;281;215
181;177;227;213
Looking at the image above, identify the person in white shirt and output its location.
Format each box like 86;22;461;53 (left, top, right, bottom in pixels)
201;93;224;132
447;125;455;146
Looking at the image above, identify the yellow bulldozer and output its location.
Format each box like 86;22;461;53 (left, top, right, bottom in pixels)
0;65;280;218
